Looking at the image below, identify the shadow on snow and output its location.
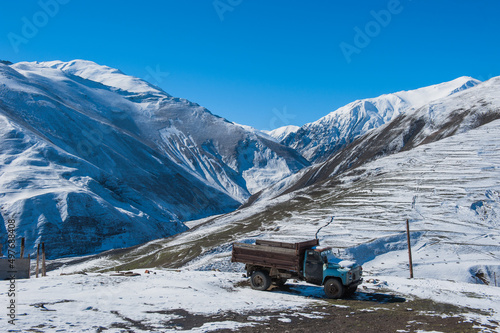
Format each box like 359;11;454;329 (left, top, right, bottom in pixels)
270;283;406;304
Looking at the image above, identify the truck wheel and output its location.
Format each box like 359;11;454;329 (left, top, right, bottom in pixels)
250;271;271;291
324;278;344;299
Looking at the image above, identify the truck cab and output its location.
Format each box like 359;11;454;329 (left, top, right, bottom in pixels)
303;246;363;298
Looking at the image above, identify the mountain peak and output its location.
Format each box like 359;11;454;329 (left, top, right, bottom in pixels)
392;76;480;110
0;59;311;257
37;59;167;95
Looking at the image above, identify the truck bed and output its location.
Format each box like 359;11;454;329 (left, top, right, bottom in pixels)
231;239;319;272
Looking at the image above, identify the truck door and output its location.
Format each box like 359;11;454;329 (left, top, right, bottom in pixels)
304;250;323;285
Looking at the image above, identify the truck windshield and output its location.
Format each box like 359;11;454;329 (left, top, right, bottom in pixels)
320;249;342;264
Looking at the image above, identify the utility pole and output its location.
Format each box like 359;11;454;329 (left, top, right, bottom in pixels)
42;242;46;277
36;243;40;278
20;237;25;258
406;219;414;278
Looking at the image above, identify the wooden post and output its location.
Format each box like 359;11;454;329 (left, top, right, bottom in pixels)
42;242;46;277
20;238;25;258
36;244;40;278
406;219;414;279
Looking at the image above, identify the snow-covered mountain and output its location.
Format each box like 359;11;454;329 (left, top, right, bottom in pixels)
39;60;309;199
253;76;500;202
0;60;308;258
281;76;480;163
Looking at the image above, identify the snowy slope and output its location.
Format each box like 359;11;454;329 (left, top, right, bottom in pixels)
0;60;307;258
0;60;222;257
281;76;480;162
44;60;308;199
0;112;191;258
43;59;166;94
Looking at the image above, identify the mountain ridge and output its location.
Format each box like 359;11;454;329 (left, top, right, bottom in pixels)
252;76;500;203
0;60;308;258
279;76;481;163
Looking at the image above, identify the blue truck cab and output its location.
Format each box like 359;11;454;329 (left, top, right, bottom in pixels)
304;246;363;298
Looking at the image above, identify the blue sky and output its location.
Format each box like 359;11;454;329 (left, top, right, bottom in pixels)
1;0;499;130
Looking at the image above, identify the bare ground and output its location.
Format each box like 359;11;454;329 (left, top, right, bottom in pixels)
92;282;498;333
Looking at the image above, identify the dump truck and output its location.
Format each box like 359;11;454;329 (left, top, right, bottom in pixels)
231;239;362;298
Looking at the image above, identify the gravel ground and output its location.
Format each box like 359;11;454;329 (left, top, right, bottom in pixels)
95;283;495;332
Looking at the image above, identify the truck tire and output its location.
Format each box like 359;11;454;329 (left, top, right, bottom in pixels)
324;278;344;299
250;271;271;291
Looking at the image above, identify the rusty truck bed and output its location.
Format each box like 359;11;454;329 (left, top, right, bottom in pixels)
231;239;319;272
